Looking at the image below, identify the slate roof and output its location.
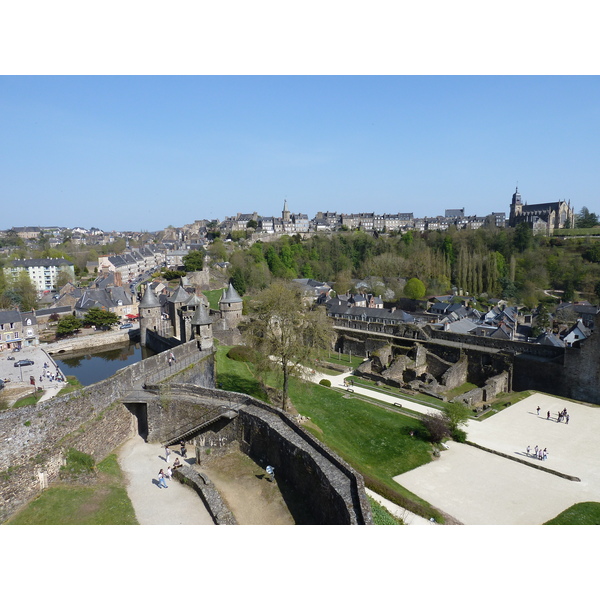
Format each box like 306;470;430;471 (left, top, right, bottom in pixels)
139;285;161;309
0;309;21;325
221;283;243;303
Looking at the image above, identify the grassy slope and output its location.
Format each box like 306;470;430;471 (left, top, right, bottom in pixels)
5;454;138;525
545;502;600;525
215;343;442;521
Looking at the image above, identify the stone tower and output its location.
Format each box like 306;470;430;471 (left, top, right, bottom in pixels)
138;284;162;347
219;283;243;330
282;199;290;222
508;186;523;227
191;302;213;350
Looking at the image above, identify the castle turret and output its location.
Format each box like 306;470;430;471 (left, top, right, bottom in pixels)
282;199;290;222
191;302;213;350
219;282;243;330
138;284;161;347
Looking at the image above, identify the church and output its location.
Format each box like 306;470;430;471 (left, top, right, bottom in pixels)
508;187;575;234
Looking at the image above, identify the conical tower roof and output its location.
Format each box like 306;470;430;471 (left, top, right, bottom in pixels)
191;303;212;326
222;282;243;303
139;284;161;309
168;281;193;304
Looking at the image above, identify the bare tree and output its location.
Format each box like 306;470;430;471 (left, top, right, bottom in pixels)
244;280;334;412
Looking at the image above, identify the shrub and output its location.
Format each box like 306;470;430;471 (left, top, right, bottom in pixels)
61;448;95;476
421;411;450;443
227;346;256;362
319;379;332;387
451;428;467;443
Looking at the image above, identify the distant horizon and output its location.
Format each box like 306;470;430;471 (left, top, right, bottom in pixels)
2;76;598;232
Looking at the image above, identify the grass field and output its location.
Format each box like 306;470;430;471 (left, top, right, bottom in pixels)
544;502;600;525
215;343;443;521
5;453;138;525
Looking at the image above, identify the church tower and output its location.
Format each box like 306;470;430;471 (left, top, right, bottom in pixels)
282;199;290;222
509;186;523;227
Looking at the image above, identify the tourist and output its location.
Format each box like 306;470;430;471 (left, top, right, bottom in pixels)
173;457;181;470
266;465;275;482
158;469;168;489
537;406;541;416
566;414;570;425
547;410;550;420
526;445;530;455
165;466;173;480
165;446;171;463
543;448;548;460
180;441;187;458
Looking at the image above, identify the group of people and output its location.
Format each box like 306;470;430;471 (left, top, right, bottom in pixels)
557;408;570;424
39;368;63;384
536;405;570;424
526;444;548;460
157;441;186;489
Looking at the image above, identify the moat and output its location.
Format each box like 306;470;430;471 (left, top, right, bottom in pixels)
54;341;156;386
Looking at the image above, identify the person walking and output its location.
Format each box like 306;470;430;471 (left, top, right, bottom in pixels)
566;414;570;424
526;445;531;456
547;410;551;420
165;466;173;481
537;406;541;416
165;446;171;463
158;469;168;489
180;441;187;458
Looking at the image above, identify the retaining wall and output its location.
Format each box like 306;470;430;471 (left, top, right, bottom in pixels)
0;341;213;522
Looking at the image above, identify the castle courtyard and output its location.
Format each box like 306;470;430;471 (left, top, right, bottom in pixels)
394;393;600;524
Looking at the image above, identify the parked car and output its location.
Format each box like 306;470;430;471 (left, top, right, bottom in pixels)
120;323;133;329
14;359;34;367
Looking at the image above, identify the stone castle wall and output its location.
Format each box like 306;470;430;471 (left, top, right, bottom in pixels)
0;341;213;522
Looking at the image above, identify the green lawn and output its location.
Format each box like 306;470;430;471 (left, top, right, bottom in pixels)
544;502;600;525
5;454;138;525
215;343;442;521
203;288;225;310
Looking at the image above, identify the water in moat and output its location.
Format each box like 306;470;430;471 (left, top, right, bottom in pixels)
54;342;156;386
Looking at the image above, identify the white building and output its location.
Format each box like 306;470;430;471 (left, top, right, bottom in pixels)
4;258;75;293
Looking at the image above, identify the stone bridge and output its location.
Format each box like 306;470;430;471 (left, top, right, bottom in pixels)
0;340;372;524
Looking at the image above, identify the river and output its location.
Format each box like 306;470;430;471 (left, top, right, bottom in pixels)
54;342;156;386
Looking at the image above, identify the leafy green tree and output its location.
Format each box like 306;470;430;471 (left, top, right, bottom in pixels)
56;315;83;337
246;219;258;230
404;277;426;300
163;270;186;280
244;280;334;412
443;402;471;434
513;222;534;252
82;307;120;328
182;250;206;272
576;207;599;229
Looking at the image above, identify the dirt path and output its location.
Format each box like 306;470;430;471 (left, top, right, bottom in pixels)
198;450;295;525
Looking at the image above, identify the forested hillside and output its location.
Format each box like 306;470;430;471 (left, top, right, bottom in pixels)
227;224;600;307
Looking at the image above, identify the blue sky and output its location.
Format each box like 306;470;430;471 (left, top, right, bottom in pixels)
1;75;599;232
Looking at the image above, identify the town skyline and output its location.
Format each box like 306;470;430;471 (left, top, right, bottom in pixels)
2;76;599;233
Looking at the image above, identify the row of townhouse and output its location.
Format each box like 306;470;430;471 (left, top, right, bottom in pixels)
98;245;166;281
216;202;506;236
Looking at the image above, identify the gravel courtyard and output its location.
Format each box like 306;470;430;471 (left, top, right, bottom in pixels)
394;393;600;524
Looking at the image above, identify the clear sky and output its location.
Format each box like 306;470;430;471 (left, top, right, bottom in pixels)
1;75;599;232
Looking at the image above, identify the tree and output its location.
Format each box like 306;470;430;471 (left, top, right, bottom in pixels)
404;277;426;300
442;402;471;434
182;250;206;272
421;411;451;443
56;315;83;337
244;280;335;412
576;206;599;229
82;307;120;328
